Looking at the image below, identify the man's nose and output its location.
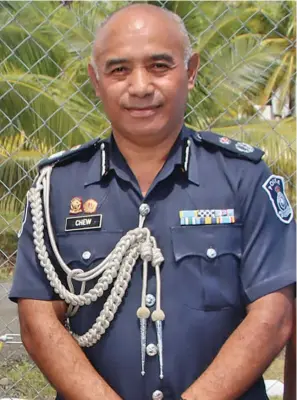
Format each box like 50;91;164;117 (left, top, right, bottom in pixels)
128;67;154;97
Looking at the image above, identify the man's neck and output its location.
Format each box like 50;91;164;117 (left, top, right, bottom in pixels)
112;125;183;195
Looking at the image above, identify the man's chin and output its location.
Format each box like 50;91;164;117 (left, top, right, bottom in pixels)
118;114;168;135
126;121;167;137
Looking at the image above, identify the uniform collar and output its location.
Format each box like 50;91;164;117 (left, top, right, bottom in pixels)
84;137;110;186
84;125;200;187
184;126;200;186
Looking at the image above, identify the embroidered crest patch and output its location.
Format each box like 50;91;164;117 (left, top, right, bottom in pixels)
262;175;293;224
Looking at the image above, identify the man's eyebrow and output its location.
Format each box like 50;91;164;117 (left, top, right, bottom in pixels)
104;58;129;70
104;54;175;70
149;53;175;63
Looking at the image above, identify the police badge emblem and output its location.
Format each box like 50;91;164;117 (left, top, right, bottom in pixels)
69;197;83;214
83;199;98;214
262;175;293;224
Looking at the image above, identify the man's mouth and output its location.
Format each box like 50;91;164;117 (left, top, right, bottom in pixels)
125;105;161;118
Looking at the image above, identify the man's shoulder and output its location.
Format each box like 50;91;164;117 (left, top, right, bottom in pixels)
38;136;104;171
186;126;264;164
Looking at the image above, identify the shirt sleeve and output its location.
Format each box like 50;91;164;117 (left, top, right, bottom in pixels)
9;193;61;303
239;160;296;304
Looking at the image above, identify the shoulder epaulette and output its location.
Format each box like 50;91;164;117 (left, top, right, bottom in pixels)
38;137;103;170
193;130;264;163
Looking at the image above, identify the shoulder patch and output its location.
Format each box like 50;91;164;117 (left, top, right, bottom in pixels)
38;137;102;170
194;131;264;163
262;174;293;224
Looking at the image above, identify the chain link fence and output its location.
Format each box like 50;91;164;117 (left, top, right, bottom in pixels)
0;1;295;398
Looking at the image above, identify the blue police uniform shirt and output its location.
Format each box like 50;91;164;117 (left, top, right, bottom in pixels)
10;126;296;400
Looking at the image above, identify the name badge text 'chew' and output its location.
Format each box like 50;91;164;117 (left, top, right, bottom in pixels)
65;214;102;231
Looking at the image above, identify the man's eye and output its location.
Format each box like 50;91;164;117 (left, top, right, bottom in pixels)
111;66;128;74
151;63;169;71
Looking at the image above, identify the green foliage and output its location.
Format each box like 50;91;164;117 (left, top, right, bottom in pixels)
0;0;295;215
0;209;20;281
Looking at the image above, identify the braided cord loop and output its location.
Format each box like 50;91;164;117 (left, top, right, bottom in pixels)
28;167;164;348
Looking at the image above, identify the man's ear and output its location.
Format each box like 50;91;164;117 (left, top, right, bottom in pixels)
88;63;101;97
187;53;200;90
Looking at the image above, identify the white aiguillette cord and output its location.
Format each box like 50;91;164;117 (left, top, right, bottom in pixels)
137;204;165;379
27;166;165;380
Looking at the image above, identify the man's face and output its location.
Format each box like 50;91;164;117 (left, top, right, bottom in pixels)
89;9;198;140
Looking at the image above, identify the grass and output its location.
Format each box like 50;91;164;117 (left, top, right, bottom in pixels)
0;257;17;282
265;357;285;400
0;265;14;281
264;356;285;382
0;357;55;399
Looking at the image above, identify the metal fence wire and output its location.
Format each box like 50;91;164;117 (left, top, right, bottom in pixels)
0;0;295;399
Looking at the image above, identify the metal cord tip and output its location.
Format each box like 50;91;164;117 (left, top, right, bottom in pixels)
139;203;150;217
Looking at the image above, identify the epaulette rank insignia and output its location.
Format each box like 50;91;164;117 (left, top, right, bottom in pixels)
195;131;264;163
38;137;103;170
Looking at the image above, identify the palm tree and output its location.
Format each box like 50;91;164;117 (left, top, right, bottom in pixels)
0;0;117;214
202;0;296;123
246;0;296;113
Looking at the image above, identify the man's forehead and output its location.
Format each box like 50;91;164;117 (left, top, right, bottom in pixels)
93;7;185;61
99;44;180;64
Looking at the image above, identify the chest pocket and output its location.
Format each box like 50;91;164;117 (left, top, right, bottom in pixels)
171;225;243;311
54;230;123;333
56;230;123;291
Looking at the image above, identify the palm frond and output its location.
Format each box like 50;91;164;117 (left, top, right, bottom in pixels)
0;150;40;213
0;71;108;149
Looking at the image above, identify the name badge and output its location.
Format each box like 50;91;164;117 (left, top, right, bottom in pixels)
65;214;102;232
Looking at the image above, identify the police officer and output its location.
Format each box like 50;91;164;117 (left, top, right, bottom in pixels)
10;4;295;400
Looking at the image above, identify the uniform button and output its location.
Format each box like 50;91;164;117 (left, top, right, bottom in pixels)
82;251;91;260
146;294;156;307
146;343;158;356
152;390;164;400
206;248;217;259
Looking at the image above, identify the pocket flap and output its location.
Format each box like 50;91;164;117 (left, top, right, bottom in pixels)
56;230;124;265
171;225;241;262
